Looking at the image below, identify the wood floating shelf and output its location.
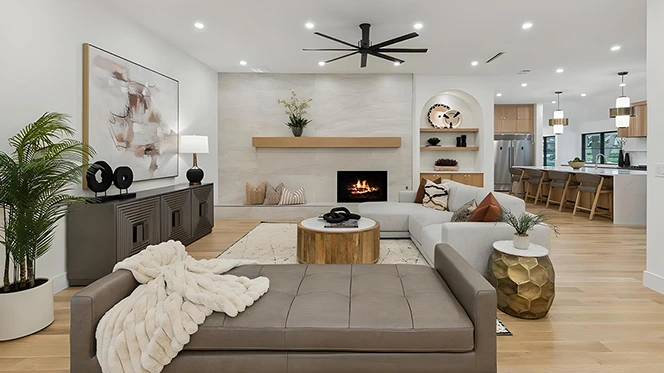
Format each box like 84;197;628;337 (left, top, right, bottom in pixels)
252;137;401;148
420;128;480;133
420;146;480;151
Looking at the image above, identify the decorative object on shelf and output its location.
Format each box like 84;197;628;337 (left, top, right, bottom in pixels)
456;136;462;147
548;91;569;135
443;109;463;128
501;210;559;250
245;182;267;205
277;91;312;137
617;137;627;167
427;103;452;128
322;207;361;224
624;152;631;167
86;160;113;194
434;158;459;171
461;135;467;147
609;72;636;128
180;135;209;185
303;23;428;68
83;44;179;184
568;157;585;169
0;112;95;341
427;137;441;146
112;166;134;191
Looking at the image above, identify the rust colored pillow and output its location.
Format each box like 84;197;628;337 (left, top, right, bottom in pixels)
467;193;502;222
414;177;442;203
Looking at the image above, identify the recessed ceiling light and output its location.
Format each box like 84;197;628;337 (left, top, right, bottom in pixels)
556;68;564;73
194;22;205;29
611;45;621;51
522;22;533;30
239;60;247;66
581;93;587;97
393;62;401;66
496;93;502;97
413;23;423;30
552;100;557;104
318;61;326;66
521;83;528;87
471;61;479;66
305;22;315;29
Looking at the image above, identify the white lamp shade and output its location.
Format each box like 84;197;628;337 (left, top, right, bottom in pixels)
616;96;631;108
553;109;564;119
180;135;209;154
615;116;630;128
553;124;564;135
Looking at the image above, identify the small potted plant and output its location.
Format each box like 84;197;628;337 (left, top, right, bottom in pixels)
434;158;459;171
277;90;313;137
427;137;441;146
502;210;559;249
568;157;585;169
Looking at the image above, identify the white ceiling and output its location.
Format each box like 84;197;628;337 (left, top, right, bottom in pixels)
103;0;646;117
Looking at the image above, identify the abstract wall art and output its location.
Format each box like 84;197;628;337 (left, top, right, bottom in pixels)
83;43;179;185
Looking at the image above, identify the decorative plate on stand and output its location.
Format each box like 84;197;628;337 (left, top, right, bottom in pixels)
443;109;463;128
427;104;451;129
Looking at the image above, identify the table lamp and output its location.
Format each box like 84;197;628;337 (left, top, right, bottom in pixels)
180;135;209;185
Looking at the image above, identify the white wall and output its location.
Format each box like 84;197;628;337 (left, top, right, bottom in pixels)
0;0;218;292
645;0;664;294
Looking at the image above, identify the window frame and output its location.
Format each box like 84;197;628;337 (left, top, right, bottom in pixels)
581;130;619;165
543;136;556;167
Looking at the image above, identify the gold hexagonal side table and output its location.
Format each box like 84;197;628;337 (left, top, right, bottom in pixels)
488;240;555;319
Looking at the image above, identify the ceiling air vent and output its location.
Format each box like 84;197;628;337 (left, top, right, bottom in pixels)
485;52;505;64
517;69;531;74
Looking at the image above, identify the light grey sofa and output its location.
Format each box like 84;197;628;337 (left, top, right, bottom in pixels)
358;180;551;274
71;244;497;373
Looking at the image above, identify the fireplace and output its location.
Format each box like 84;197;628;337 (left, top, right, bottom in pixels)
337;171;388;203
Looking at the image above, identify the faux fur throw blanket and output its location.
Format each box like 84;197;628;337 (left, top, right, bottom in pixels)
95;240;269;373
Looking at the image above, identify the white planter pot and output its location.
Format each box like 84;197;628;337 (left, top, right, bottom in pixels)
0;278;54;341
513;234;531;250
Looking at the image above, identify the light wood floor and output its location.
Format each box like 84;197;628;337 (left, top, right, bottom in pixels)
1;204;662;373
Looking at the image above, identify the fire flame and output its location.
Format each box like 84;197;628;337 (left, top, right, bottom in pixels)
348;179;379;195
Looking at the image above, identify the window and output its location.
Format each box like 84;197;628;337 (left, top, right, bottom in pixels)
581;131;620;164
543;136;556;166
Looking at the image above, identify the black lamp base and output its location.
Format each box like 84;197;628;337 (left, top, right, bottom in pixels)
186;167;204;185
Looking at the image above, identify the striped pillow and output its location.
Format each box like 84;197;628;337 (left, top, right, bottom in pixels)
422;180;450;211
279;186;306;205
263;183;284;205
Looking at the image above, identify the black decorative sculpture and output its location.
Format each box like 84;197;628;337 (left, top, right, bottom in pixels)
86;161;136;201
323;207;361;223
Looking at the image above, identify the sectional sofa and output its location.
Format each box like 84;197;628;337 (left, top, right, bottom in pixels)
358;180;551;274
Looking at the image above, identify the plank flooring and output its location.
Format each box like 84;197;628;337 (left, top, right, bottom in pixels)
1;204;662;373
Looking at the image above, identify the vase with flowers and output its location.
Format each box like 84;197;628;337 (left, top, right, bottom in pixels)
277;91;313;137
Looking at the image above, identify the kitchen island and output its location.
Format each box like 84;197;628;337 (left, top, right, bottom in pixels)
518;166;646;226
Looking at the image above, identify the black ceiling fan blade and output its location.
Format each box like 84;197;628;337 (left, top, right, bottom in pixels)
361;53;368;68
325;51;359;64
303;48;358;51
376;48;428;53
371;32;419;49
314;32;358;48
368;51;405;64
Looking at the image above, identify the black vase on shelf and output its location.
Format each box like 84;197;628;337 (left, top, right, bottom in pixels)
624;152;631;167
618;149;624;167
456;137;462;147
461;135;467;147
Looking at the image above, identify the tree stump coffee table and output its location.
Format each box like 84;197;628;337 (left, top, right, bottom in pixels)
297;217;380;264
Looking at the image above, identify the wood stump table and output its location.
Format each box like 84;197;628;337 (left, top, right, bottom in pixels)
297;217;380;264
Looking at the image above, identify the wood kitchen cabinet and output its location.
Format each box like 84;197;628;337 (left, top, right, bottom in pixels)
495;104;534;134
420;173;484;188
618;101;647;138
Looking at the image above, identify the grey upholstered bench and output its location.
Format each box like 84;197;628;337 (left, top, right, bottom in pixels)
71;244;497;373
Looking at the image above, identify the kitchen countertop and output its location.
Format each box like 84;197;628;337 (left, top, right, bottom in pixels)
520;165;647;176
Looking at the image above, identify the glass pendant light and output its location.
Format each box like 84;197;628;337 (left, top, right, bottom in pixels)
609;72;635;128
548;91;569;135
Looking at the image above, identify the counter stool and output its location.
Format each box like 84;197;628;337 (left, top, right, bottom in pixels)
509;167;529;197
546;171;579;212
524;169;550;205
572;174;613;220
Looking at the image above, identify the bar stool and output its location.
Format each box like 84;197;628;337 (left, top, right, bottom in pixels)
546;171;579;212
573;174;613;220
509;167;529;197
524;169;550;205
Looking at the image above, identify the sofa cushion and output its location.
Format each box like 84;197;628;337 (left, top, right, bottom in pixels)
422;180;450;211
477;189;525;216
358;202;422;232
414;177;441;203
409;208;453;244
186;264;474;353
446;181;481;212
451;199;477;222
468;193;502;222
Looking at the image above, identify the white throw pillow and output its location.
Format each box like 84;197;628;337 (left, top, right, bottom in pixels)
279;186;306;205
422;180;450;211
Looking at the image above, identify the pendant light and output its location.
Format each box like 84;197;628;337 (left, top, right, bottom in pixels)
609;71;635;128
548;91;569;135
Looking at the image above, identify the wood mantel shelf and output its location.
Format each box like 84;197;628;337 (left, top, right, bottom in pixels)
252;137;401;148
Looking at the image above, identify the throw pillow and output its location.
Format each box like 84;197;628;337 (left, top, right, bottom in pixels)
245;182;266;205
414;176;442;203
451;199;477;222
467;193;502;222
422;180;450;211
263;183;284;205
279;186;306;205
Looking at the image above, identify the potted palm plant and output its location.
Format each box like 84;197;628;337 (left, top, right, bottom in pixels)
277;90;313;137
502;210;559;249
0;113;95;340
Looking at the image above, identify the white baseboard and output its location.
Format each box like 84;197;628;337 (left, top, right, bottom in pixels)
644;271;664;294
51;272;69;294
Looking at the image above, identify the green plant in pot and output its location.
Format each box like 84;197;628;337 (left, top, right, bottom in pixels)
568;157;585;169
277;91;313;137
434;158;459;171
502;210;559;249
0;113;95;340
427;137;441;146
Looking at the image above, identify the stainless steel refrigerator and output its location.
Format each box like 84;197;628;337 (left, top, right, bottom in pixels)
494;134;534;191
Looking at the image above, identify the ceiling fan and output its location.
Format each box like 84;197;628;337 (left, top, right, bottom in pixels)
303;23;428;68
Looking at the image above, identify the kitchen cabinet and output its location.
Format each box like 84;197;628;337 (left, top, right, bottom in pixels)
618;101;647;138
495;104;534;134
420;173;484;188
